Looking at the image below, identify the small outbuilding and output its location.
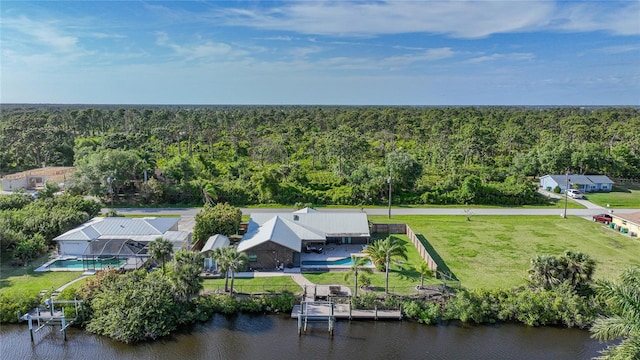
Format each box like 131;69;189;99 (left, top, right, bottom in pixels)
539;174;613;194
200;234;230;272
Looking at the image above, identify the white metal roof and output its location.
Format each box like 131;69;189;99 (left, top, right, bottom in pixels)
238;216;303;253
53;217;181;242
247;212;370;237
201;234;230;253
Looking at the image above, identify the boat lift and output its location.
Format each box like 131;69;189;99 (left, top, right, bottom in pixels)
19;294;84;342
296;301;335;336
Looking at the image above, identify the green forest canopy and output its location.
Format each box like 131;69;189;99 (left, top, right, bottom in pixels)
1;105;638;206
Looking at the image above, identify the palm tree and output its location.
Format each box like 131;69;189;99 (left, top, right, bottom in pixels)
362;241;386;271
148;237;173;274
169;250;204;302
343;255;373;298
365;236;407;294
227;248;248;295
529;252;596;293
416;261;434;289
528;254;565;290
563;250;595;292
590;267;640;359
213;246;232;292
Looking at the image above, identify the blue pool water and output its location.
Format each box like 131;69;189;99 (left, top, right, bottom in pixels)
46;258;126;271
301;257;371;266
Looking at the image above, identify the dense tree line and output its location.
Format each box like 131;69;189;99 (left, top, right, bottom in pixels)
1;106;638;206
0;193;102;264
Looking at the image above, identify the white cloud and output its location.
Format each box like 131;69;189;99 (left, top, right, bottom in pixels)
466;52;534;64
381;48;455;67
598;45;640;54
216;1;555;38
155;32;244;61
556;2;640;36
3;15;79;52
214;1;639;39
288;45;325;59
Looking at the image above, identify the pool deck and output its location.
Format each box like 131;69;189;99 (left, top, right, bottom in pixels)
35;256;135;273
300;244;374;271
35;256;81;272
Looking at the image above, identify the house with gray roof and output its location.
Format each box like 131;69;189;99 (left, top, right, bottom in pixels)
540;174;614;194
237;208;370;270
53;217;191;270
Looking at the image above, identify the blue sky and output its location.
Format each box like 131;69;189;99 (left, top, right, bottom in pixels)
1;1;639;105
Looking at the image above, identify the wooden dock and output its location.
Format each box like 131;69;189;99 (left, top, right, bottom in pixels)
292;303;402;321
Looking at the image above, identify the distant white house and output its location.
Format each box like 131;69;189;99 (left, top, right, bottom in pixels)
539;174;614;194
237;208;370;270
1;166;75;191
53;217;191;270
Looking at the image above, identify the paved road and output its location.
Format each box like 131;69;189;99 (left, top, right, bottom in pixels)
111;206;637;217
110;206;639;232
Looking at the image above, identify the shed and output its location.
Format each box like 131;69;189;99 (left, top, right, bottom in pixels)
200;234;230;272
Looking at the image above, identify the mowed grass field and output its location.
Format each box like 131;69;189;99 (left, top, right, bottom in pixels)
0;253;84;298
370;215;640;289
584;184;640;208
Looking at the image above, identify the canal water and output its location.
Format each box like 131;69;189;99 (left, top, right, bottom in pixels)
0;314;607;359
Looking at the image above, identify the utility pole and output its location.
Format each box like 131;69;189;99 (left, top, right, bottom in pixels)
387;176;392;219
563;172;569;219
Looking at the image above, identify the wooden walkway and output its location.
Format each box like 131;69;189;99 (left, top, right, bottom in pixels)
291;303;401;320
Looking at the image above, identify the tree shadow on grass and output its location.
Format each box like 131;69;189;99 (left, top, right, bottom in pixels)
394;265;420;282
415;233;459;282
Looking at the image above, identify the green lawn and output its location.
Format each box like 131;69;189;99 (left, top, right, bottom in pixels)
584;184;640;208
202;276;302;294
369;215;640;289
0;252;84;298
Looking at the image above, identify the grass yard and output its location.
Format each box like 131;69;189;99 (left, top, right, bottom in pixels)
303;235;442;296
0;252;84;298
202;276;302;294
369;215;640;290
584;184;640;208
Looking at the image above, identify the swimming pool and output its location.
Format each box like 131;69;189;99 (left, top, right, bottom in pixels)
41;258;126;271
301;257;371;267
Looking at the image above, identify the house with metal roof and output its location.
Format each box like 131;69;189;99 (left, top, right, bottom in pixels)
237;208;370;270
539;174;614;194
52;217;191;270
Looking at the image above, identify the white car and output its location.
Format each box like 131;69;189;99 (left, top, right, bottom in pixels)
567;189;584;199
